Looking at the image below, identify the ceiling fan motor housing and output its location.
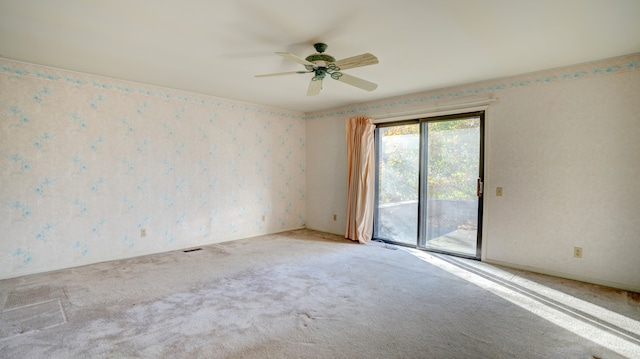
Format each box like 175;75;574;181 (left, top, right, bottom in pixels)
305;42;336;67
305;54;336;65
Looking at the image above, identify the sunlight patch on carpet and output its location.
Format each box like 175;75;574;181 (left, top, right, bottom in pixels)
403;248;640;358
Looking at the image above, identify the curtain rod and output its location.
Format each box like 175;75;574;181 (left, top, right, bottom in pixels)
372;98;499;123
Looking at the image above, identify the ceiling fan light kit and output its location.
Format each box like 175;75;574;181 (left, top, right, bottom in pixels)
256;43;379;96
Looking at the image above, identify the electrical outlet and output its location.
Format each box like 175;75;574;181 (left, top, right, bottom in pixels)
140;228;147;237
573;246;582;258
333;214;337;221
496;187;503;196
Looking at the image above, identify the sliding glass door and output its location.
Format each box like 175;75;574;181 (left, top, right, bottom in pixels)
375;123;420;245
374;112;483;258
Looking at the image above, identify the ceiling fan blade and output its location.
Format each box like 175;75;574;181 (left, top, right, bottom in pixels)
335;72;378;92
255;71;310;78
276;52;316;67
334;53;378;70
307;78;323;96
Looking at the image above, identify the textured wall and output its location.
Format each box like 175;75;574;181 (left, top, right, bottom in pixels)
485;71;640;290
0;59;306;279
305;53;640;291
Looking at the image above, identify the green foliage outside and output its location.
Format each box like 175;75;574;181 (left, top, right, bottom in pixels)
379;118;479;204
379;126;419;204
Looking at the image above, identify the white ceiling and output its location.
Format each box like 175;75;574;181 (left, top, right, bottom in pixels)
1;0;639;113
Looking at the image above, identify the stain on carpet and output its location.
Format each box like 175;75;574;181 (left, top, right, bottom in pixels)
0;286;68;340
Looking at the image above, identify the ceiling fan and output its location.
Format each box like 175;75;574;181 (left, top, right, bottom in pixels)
255;43;379;96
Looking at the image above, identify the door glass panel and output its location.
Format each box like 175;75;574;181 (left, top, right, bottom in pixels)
375;124;419;245
421;117;480;256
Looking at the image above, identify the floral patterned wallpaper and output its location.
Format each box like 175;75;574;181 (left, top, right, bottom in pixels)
0;59;306;278
306;53;640;120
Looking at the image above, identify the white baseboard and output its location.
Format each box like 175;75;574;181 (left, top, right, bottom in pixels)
303;225;344;237
0;226;306;281
484;258;640;293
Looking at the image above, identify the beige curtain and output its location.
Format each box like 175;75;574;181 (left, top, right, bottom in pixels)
345;117;376;244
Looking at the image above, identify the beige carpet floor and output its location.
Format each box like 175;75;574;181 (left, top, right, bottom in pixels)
1;229;639;358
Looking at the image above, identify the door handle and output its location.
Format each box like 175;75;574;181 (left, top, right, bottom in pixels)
477;178;483;197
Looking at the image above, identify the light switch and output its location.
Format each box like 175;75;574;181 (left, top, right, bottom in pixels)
496;187;503;196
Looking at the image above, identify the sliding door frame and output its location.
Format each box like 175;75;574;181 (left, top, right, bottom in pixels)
373;111;484;260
